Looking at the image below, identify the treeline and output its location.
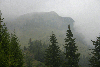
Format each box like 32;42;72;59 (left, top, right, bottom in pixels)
23;25;80;67
23;25;100;67
1;11;100;67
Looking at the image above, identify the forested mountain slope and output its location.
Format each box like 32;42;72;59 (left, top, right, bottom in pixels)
5;11;92;59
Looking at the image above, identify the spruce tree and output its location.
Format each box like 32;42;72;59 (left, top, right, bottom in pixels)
24;51;33;67
64;25;80;67
0;10;10;67
44;32;61;67
0;10;24;67
9;31;24;67
89;36;100;67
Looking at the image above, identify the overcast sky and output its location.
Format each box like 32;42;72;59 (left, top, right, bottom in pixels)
0;0;100;45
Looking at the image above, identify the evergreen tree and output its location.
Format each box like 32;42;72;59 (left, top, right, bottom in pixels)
9;31;24;67
25;51;33;67
63;25;80;67
28;40;48;63
44;32;61;67
0;10;24;67
33;40;45;62
89;36;100;67
0;10;10;67
24;46;27;50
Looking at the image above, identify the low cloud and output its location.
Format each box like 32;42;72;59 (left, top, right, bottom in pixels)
0;0;100;45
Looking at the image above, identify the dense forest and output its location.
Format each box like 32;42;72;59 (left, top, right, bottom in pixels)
1;10;100;67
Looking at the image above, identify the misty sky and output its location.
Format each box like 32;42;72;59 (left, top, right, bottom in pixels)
0;0;100;45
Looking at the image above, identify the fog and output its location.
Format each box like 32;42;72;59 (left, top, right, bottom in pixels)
0;0;100;45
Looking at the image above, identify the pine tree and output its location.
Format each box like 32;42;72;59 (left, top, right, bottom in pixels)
24;46;27;50
25;51;33;67
9;31;24;67
89;36;100;67
0;10;24;67
63;25;80;67
44;32;61;67
0;10;10;67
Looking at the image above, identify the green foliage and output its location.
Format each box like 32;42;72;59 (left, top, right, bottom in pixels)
28;40;48;62
23;40;48;67
0;11;24;67
7;11;91;66
63;25;80;67
0;10;10;67
24;51;33;67
24;46;27;50
89;36;100;67
44;32;61;67
36;62;47;67
9;32;24;67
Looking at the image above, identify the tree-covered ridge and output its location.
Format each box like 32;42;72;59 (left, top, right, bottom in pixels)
1;10;100;67
6;11;75;48
5;11;90;64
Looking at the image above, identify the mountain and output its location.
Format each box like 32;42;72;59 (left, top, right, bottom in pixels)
6;11;75;45
2;11;93;67
5;11;91;57
15;11;74;30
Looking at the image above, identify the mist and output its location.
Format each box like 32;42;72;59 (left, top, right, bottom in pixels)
0;0;100;45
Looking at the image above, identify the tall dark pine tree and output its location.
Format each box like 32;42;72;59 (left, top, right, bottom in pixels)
0;10;10;67
0;10;24;67
44;32;61;67
64;25;80;67
9;31;24;67
89;36;100;67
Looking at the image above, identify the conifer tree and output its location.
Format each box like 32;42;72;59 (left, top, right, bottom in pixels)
24;46;27;50
89;36;100;67
0;10;10;67
44;32;61;67
64;25;80;67
24;50;33;67
0;10;24;67
9;31;24;67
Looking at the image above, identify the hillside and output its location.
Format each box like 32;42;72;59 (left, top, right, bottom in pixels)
6;11;74;45
2;11;94;66
5;11;92;57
